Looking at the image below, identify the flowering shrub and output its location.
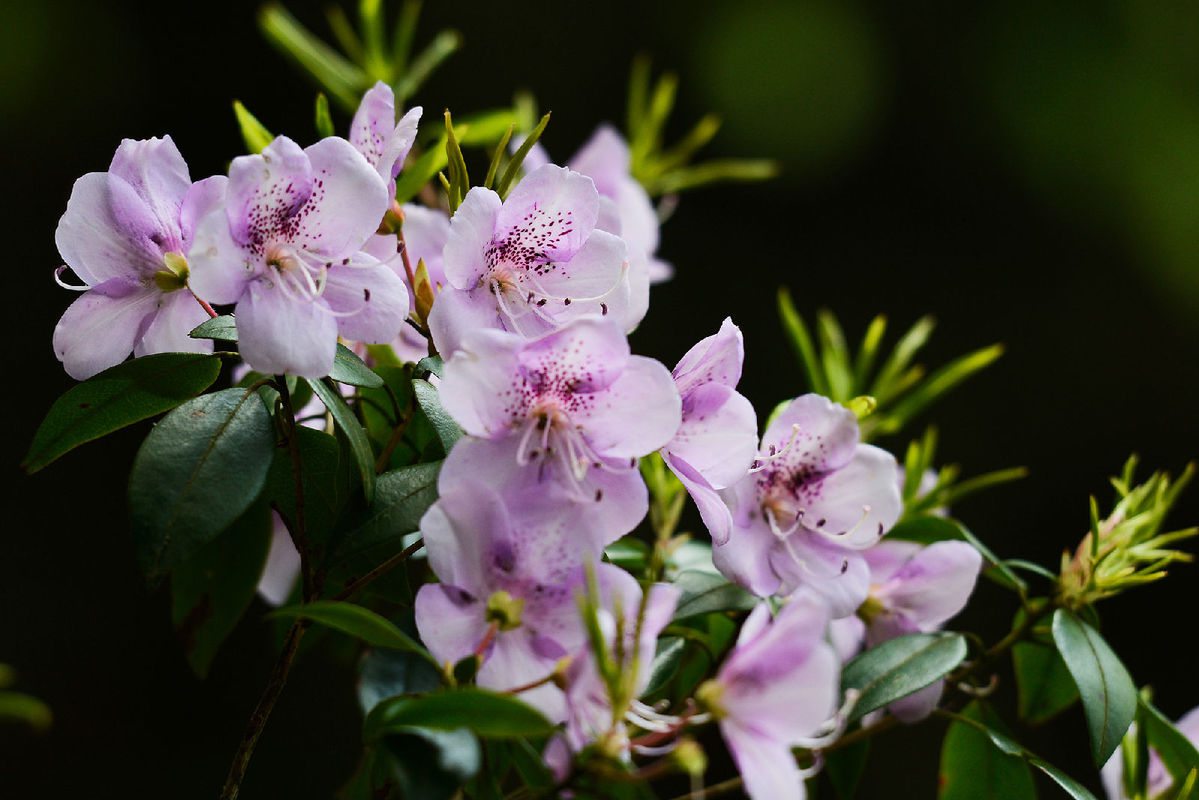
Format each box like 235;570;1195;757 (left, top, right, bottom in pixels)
20;3;1199;799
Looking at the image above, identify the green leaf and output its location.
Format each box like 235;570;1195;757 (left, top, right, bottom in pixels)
497;112;551;198
0;690;52;732
394;137;449;203
826;738;870;800
315;92;335;138
189;314;239;341
876;344;1004;435
233;101;274;154
171;502;272;677
258;3;368;109
1013;608;1079;725
1052;609;1138;766
777;287;828;396
307;378;376;504
870;315;935;403
358;648;444;715
644;637;686;695
23;353;222;473
671;570;758;621
415;355;444;378
1139;696;1199;785
325;461;440;596
330;345;384;388
263;427;348;557
940;707;1098;800
393;29;462;102
841;632;967;722
413;379;462;453
380;727;479;800
888;515;1027;594
129;387;276;580
273;600;432;660
365;688;555;741
605;536;650;573
939;702;1036;800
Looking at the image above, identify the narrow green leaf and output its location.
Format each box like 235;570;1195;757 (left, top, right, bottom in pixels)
626;54;651;140
315;93;335;138
258;3;368;109
841;632;967;721
455;109;521;146
129;387;276;580
171;502;272;677
1139;697;1199;785
233;101;274;154
23;353;221;473
483;124;515;190
939;702;1036;800
273;600;431;658
870;315;935;403
643;158;778;195
189;314;238;341
331;345;385;388
645;637;686;695
1052;609;1138;766
308;378;376;504
0;691;52;732
324;6;364;62
497;112;551;198
816;309;853;401
413;379;462;452
878;344;1004;434
671;571;758;621
852;315;888;393
393;29;461;102
391;0;421;71
358;0;387;79
394;137;449;203
777;287;828;396
366;688;554;740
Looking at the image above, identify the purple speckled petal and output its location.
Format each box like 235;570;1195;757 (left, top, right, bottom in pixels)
495;165;599;262
531;228;628;306
442;187;503;289
515;317;631;393
323;258;410;344
771;537;871;618
437;328;524;437
350;82;396;170
713;480;784;597
235;280;339;377
576;355;681;459
426;285;504;358
226;136;313;247
299;137;389;257
53;279;160;380
134;290;213;357
761;393;860;474
673;317;745;394
804;444;902;548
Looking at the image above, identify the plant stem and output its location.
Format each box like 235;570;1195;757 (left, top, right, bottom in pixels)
332;537;424;601
374;392;415;473
218;619;308;800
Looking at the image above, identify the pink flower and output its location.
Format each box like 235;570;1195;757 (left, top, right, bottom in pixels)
187;136;409;377
713;394;902;615
52;136;220;379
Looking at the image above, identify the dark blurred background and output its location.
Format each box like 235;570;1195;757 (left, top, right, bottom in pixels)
2;0;1198;797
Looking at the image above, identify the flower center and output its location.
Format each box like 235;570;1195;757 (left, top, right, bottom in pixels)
152;251;190;293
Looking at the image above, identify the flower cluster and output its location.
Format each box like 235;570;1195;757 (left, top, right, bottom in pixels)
35;16;1198;798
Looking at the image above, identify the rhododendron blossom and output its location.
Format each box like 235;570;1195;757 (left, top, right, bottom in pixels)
696;592;841;800
661;317;758;544
348;81;421;202
713;393;902;615
187;135;409;377
52;136;220;379
427;164;643;355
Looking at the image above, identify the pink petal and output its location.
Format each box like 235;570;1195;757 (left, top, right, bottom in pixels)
257;515;301;606
134;290;213;357
721;725;807;800
805;444;902;548
873;540;982;632
663;452;735;545
235;280;338;378
438;328;523;437
673;317;745;394
414;583;488;666
301;137;390;257
763;394;860;473
495;165;599;261
53;280;160;380
107;136;191;249
668;383;758;490
226;136;313;247
322;259;410;343
55;172;164;286
443;188;503;289
578;356;681;459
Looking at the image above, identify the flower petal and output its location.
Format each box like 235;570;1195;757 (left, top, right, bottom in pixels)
301;136;390;257
235;280;338;378
805;444;902;548
873;540;982;632
664;452;735;545
226;136;313;247
53;280;160;380
713;483;783;597
673;317;745;394
426;285;503;358
762;393;860;474
257;515;301;606
414;583;487;666
438;328;523;437
187;199;257;306
443;187;503;289
496;165;599;261
107;136;191;251
578;356;681;459
350;81;397;170
668;383;758;490
721;726;807;800
771;536;871;618
55;173;164;286
323;259;410;343
532;228;628;305
134;290;213;357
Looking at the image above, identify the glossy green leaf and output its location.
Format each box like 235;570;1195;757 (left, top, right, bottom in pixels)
330;345;384;388
129;387;276;580
826;738;870;800
1139;696;1199;785
380;726;479;800
273;600;432;660
841;632;967;722
24;353;222;473
939;702;1036;799
189;314;239;341
170;502;272;677
415;355;444;379
366;688;554;740
413;379;462;452
605;536;650;573
671;570;758;621
307;378;376;504
644;637;686;695
263;427;347;559
1052;609;1138;766
358;648;444;715
1013;608;1079;725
